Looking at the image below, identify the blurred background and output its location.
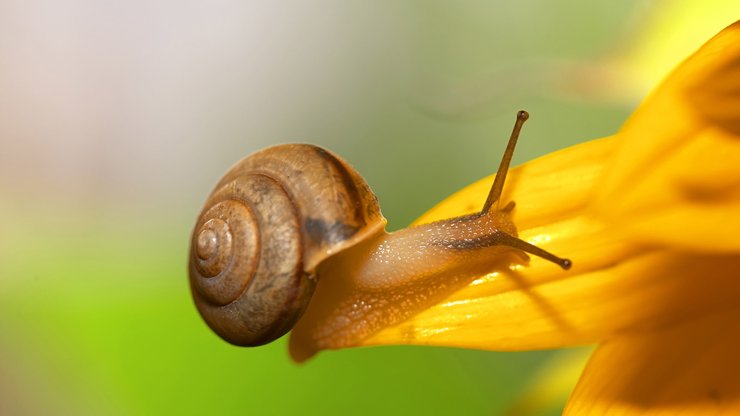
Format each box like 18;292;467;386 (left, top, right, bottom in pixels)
1;1;737;414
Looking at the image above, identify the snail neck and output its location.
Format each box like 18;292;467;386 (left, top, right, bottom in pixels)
319;210;520;291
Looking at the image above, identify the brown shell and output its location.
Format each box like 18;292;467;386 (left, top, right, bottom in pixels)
189;144;386;346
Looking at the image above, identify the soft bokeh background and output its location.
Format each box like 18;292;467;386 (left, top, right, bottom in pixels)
1;1;737;415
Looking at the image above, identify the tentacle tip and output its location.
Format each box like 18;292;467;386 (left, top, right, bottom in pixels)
560;258;572;270
517;110;529;121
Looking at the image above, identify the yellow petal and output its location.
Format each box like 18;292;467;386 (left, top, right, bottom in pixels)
592;21;740;251
289;137;614;360
564;308;740;415
365;250;740;351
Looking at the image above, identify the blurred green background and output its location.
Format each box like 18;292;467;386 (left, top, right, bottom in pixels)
1;1;737;415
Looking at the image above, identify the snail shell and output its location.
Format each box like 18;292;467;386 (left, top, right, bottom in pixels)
189;144;386;346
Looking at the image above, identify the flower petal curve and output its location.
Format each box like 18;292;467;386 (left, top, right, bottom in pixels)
564;308;740;415
592;20;740;251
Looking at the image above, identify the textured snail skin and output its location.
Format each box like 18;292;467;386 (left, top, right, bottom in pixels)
288;209;522;361
189;144;386;346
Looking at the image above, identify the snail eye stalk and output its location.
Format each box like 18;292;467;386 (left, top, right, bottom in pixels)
480;110;572;270
482;110;529;213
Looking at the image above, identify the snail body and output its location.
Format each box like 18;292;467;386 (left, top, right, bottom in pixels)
189;111;570;348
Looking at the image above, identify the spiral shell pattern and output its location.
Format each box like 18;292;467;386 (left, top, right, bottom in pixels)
189;144;385;346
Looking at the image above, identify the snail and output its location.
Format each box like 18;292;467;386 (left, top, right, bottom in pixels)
189;110;571;348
